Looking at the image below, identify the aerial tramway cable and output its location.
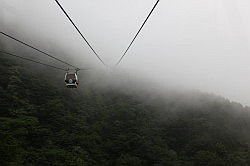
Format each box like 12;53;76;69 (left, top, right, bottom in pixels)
0;1;160;88
116;0;160;66
1;0;160;72
0;32;93;72
0;50;67;71
54;0;107;66
54;0;160;67
0;32;80;70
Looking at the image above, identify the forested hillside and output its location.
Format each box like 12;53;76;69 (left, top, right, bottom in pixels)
1;50;250;166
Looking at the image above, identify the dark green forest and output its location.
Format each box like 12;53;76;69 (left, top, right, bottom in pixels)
1;48;250;166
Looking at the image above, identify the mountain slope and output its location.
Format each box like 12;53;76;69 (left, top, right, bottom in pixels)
1;51;250;166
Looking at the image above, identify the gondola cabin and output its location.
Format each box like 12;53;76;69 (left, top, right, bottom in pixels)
65;72;79;88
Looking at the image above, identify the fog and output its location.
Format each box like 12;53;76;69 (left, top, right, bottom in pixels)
1;0;250;105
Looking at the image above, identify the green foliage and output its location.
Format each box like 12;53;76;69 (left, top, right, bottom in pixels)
0;52;250;165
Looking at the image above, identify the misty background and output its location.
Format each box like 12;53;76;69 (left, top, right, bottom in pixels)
1;0;250;105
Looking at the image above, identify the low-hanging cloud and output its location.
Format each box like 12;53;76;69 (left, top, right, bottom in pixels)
1;0;250;105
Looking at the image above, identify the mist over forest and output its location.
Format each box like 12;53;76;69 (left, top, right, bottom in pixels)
2;0;250;105
1;34;250;165
1;0;250;165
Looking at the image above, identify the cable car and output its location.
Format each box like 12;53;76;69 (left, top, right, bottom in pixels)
65;70;79;88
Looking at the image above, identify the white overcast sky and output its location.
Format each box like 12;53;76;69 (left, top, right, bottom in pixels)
1;0;250;105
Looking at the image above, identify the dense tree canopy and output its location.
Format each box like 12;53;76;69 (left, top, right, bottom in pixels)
0;50;250;166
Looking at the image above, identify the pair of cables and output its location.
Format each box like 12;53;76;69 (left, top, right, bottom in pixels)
0;0;160;71
0;31;86;71
54;0;160;67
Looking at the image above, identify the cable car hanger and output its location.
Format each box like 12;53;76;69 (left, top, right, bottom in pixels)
0;50;92;88
65;68;79;88
0;31;99;88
